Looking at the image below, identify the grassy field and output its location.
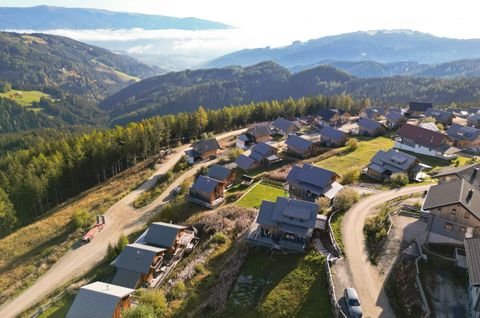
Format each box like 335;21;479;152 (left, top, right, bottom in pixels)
315;137;394;176
224;248;333;318
37;294;74;318
0;89;49;106
236;182;287;209
329;213;344;252
0;164;154;306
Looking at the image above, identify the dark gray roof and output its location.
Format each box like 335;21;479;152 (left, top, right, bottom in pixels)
257;197;318;237
112;243;164;274
469;113;480;122
66;282;134;318
446;124;480;141
251;142;275;156
409;102;432;112
386;111;405;123
286;163;338;195
363;107;385;119
425;108;454;123
111;269;142;289
143;222;186;248
192;138;221;154
359;118;384;131
368;149;419;174
207;164;232;181
235;154;256;170
319;126;346;141
285;134;313;153
273;118;298;132
434;163;480;190
191;175;222;194
465;238;480;285
423;178;480;219
318;109;338;121
247;125;272;138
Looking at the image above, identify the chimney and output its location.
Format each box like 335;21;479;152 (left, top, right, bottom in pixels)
136;250;140;259
467;188;474;203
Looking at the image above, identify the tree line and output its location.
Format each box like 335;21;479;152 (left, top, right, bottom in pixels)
0;94;363;237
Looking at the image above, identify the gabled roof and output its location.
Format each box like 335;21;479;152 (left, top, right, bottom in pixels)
247;124;272;138
286;163;339;195
207;164;232;181
285;134;313;153
362;107;385;119
369;149;419;174
143;222;187;248
272;118;298;132
423;178;480;219
434;163;480;190
318;108;338;121
111;269;142;289
425;108;454;123
191;175;222;194
409;101;432;112
257;197;318;237
192;138;221;154
446;124;480;141
469;113;480;122
419;122;440;132
112;243;164;274
359;118;384;131
251;142;275;156
66;282;134;318
235;154;256;170
319;126;346;141
386;111;405;123
396;124;448;148
465;237;480;285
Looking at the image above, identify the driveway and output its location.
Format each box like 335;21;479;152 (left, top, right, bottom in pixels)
338;185;430;318
0;128;246;318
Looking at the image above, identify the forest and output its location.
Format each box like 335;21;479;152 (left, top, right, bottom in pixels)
0;94;360;238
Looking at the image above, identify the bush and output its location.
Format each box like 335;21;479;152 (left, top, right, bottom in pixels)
211;232;228;245
364;206;391;263
228;148;244;162
334;188;359;212
315;196;331;215
170;282;187;300
0;81;11;93
194;263;206;274
173;155;189;172
137;289;167;316
341;168;360;184
72;209;94;229
346;138;358;152
107;234;129;260
389;173;409;188
123;304;156;318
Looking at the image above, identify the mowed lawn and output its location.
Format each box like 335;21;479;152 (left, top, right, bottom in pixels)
225;248;333;318
236;182;286;208
0;89;49;106
316;137;394;176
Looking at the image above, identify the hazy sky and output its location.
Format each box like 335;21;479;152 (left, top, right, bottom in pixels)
3;0;480;40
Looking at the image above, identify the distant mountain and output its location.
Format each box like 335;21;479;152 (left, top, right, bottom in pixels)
0;5;231;30
101;61;480;125
0;31;162;101
207;30;480;68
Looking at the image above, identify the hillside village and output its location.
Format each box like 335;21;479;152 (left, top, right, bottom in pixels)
47;101;480;318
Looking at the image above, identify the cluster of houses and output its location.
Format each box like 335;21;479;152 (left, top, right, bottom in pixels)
66;222;198;318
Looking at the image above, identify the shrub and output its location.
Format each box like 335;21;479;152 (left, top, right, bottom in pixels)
194;263;206;274
123;304;156;318
389;173;409;188
211;232;228;245
107;234;129;260
346;138;358;152
341;168;360;184
315;196;331;215
0;81;11;93
137;289;167;316
173;155;189;172
334;188;359;212
72;209;94;229
364;206;391;263
170;282;187;300
228;148;244;162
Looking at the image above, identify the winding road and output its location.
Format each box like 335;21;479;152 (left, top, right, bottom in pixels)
0;128;245;318
340;184;430;318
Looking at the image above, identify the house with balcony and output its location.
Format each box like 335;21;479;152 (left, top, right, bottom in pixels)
207;164;236;188
137;222;196;255
235;142;280;170
446;124;480;149
188;175;225;208
386;111;407;129
285;134;317;158
286;163;343;202
318;108;350;127
236;124;272;149
359;107;385;121
422;164;480;246
425;108;455;126
319;126;348;147
185;138;221;164
66;282;134;318
271;117;300;136
394;124;459;160
468;114;480;129
249;197;324;252
405;101;432;118
358;118;386;137
366;149;429;182
465;237;480;318
111;243;166;289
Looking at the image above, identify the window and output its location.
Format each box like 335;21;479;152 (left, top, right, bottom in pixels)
445;223;453;231
460;227;466;233
464;212;470;219
451;209;456;216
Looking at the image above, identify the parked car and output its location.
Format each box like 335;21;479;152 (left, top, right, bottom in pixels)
172;185;182;196
344;288;363;317
463;147;480;155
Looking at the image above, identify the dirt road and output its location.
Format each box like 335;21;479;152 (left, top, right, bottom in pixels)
0;129;245;318
341;185;430;318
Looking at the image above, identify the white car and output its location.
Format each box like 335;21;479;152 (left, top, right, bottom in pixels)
344;288;363;318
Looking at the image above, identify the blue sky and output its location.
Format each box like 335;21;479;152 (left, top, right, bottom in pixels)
2;0;480;39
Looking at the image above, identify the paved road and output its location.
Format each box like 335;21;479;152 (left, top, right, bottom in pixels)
0;129;245;318
341;185;430;318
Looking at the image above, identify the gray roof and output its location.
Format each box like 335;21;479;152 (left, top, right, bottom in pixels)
425;108;454;123
386;111;404;123
409;102;432;112
423;178;480;219
419;122;440;132
318;109;338;121
465;238;480;285
286;163;338;196
446;124;480;141
362;107;385;119
143;222;186;248
285;134;313;153
273;118;298;132
247;125;272;138
368;149;419;175
359;118;384;131
235;154;256;170
252;142;275;156
66;282;134;318
112;243;164;274
207;164;232;181
434;163;480;190
469;113;480;122
257;197;318;237
191;175;222;194
192;138;221;154
111;269;142;289
319;126;346;141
